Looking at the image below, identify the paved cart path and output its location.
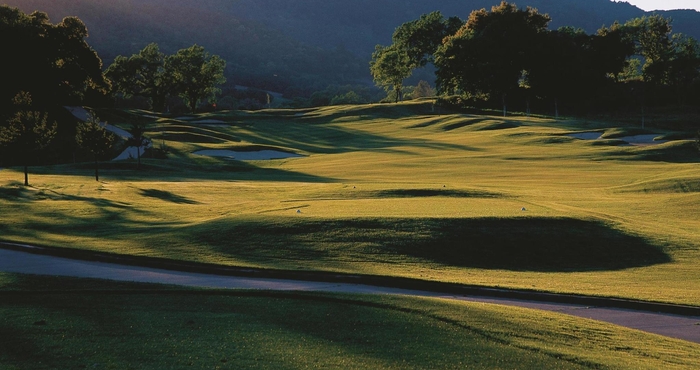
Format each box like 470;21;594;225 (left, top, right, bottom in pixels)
1;248;699;344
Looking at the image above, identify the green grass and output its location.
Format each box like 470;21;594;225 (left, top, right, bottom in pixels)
1;273;699;369
1;100;700;305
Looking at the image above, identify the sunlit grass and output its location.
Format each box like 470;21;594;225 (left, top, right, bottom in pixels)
1;100;699;304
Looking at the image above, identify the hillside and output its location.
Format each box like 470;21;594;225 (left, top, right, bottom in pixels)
5;0;700;96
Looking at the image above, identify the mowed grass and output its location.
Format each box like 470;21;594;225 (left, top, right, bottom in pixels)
1;101;700;304
1;273;699;370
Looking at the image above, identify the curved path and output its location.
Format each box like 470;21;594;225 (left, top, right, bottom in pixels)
1;245;699;344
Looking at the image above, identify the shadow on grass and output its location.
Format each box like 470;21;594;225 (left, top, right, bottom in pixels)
32;159;337;183
189;217;670;272
374;189;501;199
0;183;131;209
139;189;200;204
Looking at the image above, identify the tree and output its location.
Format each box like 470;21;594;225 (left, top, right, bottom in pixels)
0;6;108;113
412;80;435;99
75;113;116;182
528;26;632;118
126;123;151;169
435;2;551;116
624;15;674;85
391;11;463;69
106;43;174;112
168;45;226;113
666;34;700;105
370;45;413;102
0;92;57;186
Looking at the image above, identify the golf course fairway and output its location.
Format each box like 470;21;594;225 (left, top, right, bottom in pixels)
1;100;699;307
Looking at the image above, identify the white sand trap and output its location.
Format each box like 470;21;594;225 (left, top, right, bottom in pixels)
569;132;603;140
192;119;227;124
194;149;303;160
141;114;160;119
617;135;667;146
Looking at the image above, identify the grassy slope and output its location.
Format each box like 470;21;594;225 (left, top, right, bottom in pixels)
1;101;699;304
1;273;699;370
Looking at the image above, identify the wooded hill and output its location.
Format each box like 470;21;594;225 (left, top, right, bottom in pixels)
5;0;700;97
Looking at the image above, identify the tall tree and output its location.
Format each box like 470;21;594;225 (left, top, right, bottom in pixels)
106;43;174;112
391;11;463;69
624;15;674;85
168;45;226;113
370;44;413;102
75;113;116;182
435;2;551;116
0;92;57;186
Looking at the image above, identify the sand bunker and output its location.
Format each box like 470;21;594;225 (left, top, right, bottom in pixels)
569;132;602;140
568;132;667;146
194;149;303;160
617;135;667;146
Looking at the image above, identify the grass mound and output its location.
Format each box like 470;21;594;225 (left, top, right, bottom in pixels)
187;217;669;272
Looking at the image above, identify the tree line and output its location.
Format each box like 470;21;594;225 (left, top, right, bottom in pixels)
0;5;225;184
371;1;700;117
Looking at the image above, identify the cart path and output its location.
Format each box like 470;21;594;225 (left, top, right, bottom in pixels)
1;248;699;344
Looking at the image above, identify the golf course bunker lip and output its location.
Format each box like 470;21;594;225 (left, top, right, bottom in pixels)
194;149;304;160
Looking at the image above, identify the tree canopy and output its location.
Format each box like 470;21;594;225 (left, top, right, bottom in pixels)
107;43;226;113
369;1;700;116
0;5;108;113
0;92;57;185
169;45;227;113
106;43;173;112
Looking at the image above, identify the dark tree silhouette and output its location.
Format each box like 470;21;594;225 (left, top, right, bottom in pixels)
0;92;57;186
75;113;116;181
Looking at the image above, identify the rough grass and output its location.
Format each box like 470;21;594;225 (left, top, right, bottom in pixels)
1;273;699;370
1;100;700;305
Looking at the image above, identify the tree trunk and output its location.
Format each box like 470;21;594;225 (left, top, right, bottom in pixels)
189;94;198;113
95;158;99;182
525;97;530;117
24;165;28;186
502;94;507;117
554;97;559;120
137;144;141;170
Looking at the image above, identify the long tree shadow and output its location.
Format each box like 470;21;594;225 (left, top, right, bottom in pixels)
189;217;671;272
28;159;338;183
139;189;200;204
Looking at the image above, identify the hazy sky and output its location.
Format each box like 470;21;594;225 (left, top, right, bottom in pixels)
621;0;700;11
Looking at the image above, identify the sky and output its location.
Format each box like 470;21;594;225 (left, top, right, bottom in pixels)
620;0;700;11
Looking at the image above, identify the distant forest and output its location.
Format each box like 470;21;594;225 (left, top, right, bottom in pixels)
6;0;700;102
